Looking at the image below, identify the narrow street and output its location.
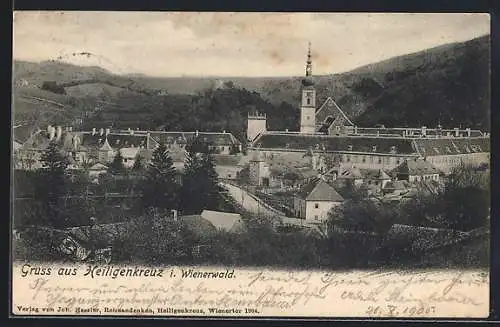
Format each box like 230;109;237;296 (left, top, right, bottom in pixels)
221;182;284;218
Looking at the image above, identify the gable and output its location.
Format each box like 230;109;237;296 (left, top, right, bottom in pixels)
315;97;354;126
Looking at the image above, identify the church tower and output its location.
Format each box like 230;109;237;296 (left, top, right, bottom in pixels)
300;43;316;134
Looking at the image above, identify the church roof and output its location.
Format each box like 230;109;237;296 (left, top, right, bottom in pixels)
315;97;354;126
296;178;344;202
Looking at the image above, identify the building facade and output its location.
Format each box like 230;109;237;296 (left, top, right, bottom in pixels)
246;45;490;176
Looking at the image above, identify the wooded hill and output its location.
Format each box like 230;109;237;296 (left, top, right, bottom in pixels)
12;35;490;142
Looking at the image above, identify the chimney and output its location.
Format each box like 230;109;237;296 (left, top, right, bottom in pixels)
92;128;96;136
171;209;178;221
69;126;73;132
47;125;52;134
99;128;104;136
56;126;63;141
195;130;199;137
454;128;459;137
223;130;226;134
105;128;110;136
49;126;55;140
130;129;134;135
354;126;358;134
466;128;471;137
285;128;289;133
128;128;132;135
421;126;427;137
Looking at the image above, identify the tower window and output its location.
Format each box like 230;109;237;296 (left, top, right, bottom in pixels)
307;116;310;120
307;98;311;105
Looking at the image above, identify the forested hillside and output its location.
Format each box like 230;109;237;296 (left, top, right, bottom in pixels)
12;35;490;142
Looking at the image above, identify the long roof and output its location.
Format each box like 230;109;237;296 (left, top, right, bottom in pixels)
251;133;490;155
252;134;416;154
150;131;241;147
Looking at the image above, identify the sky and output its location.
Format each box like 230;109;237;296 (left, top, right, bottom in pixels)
12;12;490;77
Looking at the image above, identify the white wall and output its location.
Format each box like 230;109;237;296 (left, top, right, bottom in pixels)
305;200;340;222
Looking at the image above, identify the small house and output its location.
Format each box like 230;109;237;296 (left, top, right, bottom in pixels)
293;177;344;222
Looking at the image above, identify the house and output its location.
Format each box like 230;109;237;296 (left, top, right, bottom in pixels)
213;155;246;180
293;177;344;222
200;210;245;233
392;158;441;183
149;130;242;155
382;180;411;196
120;147;140;168
361;168;392;192
98;138;115;163
336;166;365;188
88;163;108;182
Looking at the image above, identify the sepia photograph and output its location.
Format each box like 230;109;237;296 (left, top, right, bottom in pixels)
11;11;491;318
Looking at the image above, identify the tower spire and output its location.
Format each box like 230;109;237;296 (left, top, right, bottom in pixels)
306;42;312;77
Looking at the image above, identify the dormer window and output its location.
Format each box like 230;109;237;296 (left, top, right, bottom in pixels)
445;146;452;153
115;139;120;145
347;145;353;151
390;146;397;153
432;147;440;154
372;146;377;152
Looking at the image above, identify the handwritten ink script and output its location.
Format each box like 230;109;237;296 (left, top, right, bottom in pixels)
12;264;489;318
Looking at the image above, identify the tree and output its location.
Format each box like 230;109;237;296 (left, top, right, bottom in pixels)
140;144;179;211
437;163;490;231
328;198;396;234
108;150;125;175
33;141;70;227
181;146;223;214
132;154;145;172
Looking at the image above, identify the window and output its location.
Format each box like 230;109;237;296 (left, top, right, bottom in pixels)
378;158;382;164
307;98;311;105
314;215;319;220
307;116;310;120
228;174;232;178
362;156;366;163
315;203;319;209
346;155;351;162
